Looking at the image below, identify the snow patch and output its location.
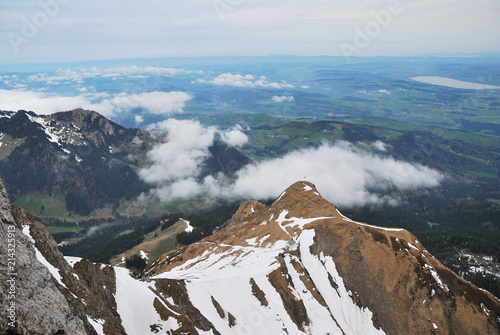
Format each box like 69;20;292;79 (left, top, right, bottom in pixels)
64;256;83;267
259;234;270;247
140;250;149;260
424;264;448;291
115;267;179;334
183;219;194;233
274;209;335;240
245;237;258;246
337;209;404;232
22;225;67;288
303;184;313;192
283;254;342;333
480;303;492;317
275;191;286;202
299;229;386;334
408;242;419;251
185;273;302;334
87;317;105;335
152;239;287;281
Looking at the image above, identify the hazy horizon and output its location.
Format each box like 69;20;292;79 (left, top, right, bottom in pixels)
2;0;500;65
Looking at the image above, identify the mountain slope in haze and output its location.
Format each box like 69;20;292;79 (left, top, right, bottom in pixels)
0;109;250;216
0;108;152;215
2;178;498;334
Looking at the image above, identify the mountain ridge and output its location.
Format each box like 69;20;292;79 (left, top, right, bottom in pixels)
0;109;250;216
144;181;500;334
1;178;499;334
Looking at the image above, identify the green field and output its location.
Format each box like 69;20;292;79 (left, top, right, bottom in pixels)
331;117;500;148
14;194;67;218
46;226;86;234
110;220;188;266
13;193;115;222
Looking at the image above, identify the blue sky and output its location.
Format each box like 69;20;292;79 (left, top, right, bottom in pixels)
1;0;500;65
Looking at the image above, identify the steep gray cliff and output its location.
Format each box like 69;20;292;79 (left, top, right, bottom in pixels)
0;180;88;334
0;179;126;335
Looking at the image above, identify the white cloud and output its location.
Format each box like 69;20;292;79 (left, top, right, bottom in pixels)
199;73;294;89
139;119;216;184
372;140;388;152
220;126;248;147
140;123;445;207
227;141;444;207
139;120;250;198
272;95;295;103
0;89;191;117
28;66;187;84
110;91;192;115
0;88;112;115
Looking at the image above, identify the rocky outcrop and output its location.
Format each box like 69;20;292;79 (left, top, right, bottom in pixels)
0;179;126;335
0;180;88;334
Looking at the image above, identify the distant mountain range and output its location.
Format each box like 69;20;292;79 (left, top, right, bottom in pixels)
0;109;250;215
1;179;499;334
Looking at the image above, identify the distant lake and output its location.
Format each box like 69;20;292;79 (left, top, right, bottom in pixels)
410;76;500;90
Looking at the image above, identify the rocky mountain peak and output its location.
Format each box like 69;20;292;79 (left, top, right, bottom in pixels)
270;180;338;219
48;108;123;137
144;181;500;334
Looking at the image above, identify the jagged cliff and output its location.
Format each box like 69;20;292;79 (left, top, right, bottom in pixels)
0;179;126;335
1;180;499;334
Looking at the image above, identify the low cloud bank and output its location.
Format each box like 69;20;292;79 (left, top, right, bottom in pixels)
24;66;191;84
228;141;443;207
272;95;294;103
198;73;294;89
0;89;191;117
138;120;444;208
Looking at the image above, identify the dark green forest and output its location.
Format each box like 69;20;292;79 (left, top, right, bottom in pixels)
60;203;239;264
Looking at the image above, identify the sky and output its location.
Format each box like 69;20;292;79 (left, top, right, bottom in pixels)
1;0;500;65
